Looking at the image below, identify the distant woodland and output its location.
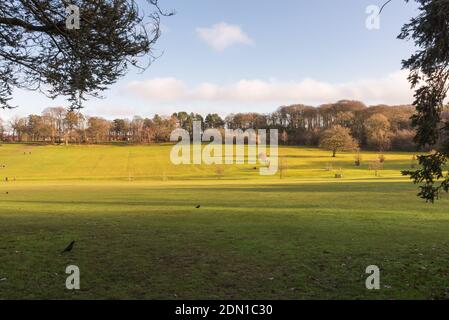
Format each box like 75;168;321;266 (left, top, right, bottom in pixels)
2;100;448;152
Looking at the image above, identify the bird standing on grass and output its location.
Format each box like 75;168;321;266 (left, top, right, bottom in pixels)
61;241;75;254
195;205;201;209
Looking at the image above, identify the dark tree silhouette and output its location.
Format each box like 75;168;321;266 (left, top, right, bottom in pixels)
400;0;449;202
0;0;173;110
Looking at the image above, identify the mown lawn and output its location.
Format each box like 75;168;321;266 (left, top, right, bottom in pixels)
0;143;416;181
0;144;448;299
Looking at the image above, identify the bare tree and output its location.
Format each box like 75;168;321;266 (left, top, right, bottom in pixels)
87;116;110;143
42;107;66;142
365;114;392;151
319;125;359;157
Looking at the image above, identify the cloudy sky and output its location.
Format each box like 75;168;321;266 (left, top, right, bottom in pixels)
4;0;419;120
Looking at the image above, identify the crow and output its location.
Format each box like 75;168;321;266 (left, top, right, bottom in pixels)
195;205;201;209
5;192;8;194
61;241;75;254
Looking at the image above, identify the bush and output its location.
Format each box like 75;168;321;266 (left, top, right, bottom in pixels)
411;155;418;169
215;165;225;177
335;169;343;178
354;151;362;167
369;159;383;176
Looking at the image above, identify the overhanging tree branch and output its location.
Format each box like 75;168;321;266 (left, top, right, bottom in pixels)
0;16;64;32
0;0;173;110
379;0;394;14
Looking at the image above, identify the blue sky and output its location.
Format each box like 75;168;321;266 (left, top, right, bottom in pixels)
4;0;419;120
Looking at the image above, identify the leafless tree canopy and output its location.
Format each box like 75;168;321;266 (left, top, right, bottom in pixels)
0;0;173;109
2;101;429;152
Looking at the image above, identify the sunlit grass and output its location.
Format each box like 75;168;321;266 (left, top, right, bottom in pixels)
0;143;447;299
0;143;417;181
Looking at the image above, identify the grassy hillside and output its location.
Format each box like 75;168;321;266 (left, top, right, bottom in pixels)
0;144;448;299
0;143;416;181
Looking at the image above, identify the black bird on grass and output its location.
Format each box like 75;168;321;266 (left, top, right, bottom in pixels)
61;241;75;254
195;205;201;209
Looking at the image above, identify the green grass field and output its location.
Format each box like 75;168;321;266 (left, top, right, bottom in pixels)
0;143;448;299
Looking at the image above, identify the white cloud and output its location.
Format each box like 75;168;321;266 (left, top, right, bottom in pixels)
126;77;186;101
196;22;254;51
125;70;414;106
86;105;140;119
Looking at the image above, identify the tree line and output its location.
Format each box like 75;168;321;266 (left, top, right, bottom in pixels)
1;100;448;152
